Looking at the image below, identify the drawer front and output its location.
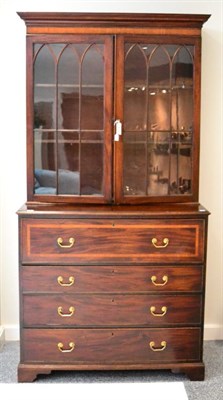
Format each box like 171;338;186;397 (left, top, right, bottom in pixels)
23;294;202;327
21;265;203;293
22;327;201;363
20;218;205;264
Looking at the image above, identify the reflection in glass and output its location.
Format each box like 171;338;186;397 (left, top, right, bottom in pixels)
123;43;194;197
149;90;171;131
149;46;171;87
81;141;104;195
34;131;57;194
124;45;147;131
81;45;104;130
33;42;105;196
57;132;79;170
123;133;147;195
172;46;193;132
172;88;193;131
172;46;193;86
58;45;79;130
34;45;55;130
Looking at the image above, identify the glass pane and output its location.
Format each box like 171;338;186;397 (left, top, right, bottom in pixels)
123;133;147;195
149;90;171;131
58;168;80;195
34;44;55;84
58;45;79;130
172;46;193;86
149;46;171;131
80;134;104;195
179;144;192;194
34;131;57;195
58;132;79;195
81;45;104;130
149;46;171;86
169;143;192;195
122;43;194;198
172;88;193;131
33;40;107;198
34;45;55;130
124;45;147;131
34;87;55;129
148;132;169;196
170;152;178;194
171;46;194;146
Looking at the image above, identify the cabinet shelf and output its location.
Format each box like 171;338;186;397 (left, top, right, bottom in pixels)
35;140;103;144
125;85;193;91
34;129;104;133
35;83;104;88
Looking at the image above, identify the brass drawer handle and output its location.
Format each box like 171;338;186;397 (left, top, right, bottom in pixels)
149;341;167;352
57;306;75;317
151;275;168;286
57;237;75;248
57;276;75;287
57;342;75;353
150;306;167;317
152;238;169;248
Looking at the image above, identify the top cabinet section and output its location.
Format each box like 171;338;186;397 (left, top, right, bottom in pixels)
18;12;210;205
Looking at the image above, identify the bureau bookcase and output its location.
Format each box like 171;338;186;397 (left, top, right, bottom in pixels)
17;12;210;382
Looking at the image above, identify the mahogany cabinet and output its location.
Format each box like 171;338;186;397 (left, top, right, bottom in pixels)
17;12;210;382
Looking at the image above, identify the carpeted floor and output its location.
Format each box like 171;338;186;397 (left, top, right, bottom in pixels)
0;341;222;399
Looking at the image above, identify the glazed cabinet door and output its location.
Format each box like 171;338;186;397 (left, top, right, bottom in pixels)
114;35;201;204
27;35;113;203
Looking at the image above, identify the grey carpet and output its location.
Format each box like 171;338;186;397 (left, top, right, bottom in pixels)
0;341;222;400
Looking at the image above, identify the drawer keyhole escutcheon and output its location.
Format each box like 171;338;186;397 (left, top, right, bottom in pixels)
57;342;75;353
58;306;75;317
151;275;168;286
149;341;167;352
150;306;167;317
152;238;169;248
57;276;75;287
57;237;75;249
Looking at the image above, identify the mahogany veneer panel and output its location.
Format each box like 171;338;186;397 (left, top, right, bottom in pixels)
20;218;205;264
21;265;203;293
23;293;202;327
21;328;201;364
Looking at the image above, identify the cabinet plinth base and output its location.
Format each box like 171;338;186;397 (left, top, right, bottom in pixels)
171;364;205;381
17;362;205;382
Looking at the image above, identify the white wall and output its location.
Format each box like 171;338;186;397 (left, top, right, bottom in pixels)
0;0;222;340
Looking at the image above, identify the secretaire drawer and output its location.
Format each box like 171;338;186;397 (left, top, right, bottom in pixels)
22;294;202;327
20;218;205;264
21;327;201;364
21;265;203;293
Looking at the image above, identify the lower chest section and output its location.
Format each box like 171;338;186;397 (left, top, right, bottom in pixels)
18;213;207;372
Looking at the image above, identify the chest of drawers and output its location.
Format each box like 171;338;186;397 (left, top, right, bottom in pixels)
17;204;209;382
